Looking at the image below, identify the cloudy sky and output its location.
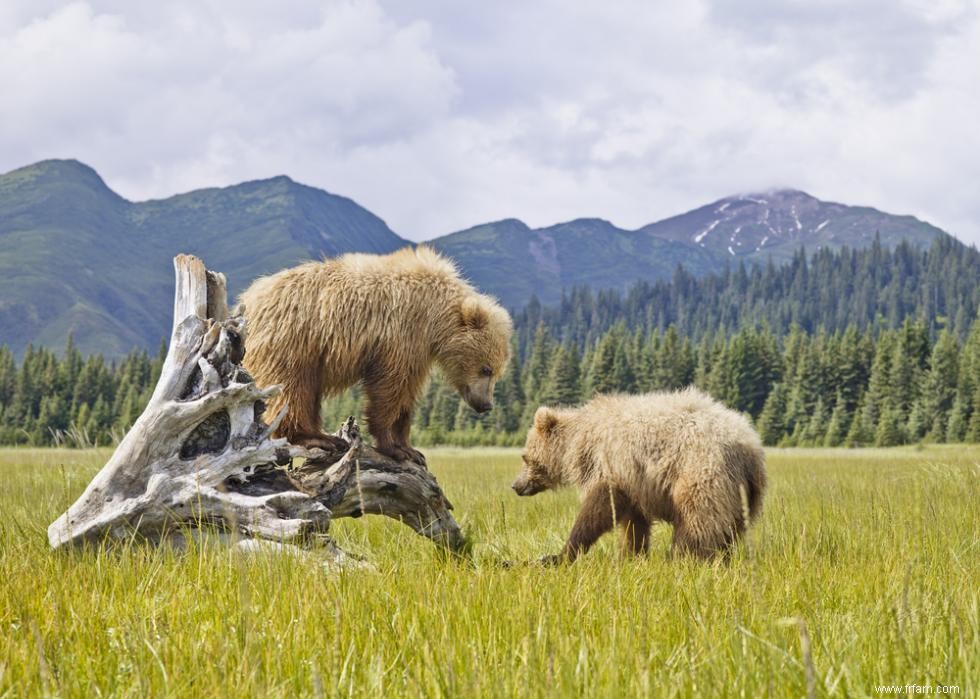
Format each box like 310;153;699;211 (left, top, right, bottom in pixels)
2;0;978;243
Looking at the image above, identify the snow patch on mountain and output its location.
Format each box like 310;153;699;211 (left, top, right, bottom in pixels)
694;219;720;243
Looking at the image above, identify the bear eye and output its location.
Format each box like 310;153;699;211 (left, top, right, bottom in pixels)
480;366;492;378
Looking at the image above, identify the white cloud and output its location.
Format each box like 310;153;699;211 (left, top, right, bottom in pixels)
2;0;979;244
0;1;456;205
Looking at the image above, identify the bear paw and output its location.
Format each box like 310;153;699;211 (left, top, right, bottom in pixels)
537;553;566;567
379;444;428;468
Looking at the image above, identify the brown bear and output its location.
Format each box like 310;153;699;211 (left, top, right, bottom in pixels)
511;388;767;562
238;246;512;464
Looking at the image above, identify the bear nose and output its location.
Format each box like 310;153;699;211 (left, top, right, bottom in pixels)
475;400;492;413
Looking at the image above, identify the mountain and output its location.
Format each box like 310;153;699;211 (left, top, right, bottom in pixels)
132;174;407;293
0;160;408;357
429;189;945;307
637;189;944;261
428;218;724;308
0;160;954;357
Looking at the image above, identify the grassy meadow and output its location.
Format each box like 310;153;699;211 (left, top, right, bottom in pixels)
0;445;978;697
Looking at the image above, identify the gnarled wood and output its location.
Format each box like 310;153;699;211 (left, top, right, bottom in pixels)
47;254;464;562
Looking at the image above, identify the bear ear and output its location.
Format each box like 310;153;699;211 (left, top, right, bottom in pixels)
534;406;559;435
460;296;490;330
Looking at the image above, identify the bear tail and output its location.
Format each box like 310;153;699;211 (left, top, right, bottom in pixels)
741;446;767;522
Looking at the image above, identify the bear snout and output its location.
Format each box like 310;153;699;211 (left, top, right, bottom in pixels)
465;395;493;413
511;475;543;496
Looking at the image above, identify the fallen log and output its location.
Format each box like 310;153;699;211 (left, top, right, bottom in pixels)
47;254;464;562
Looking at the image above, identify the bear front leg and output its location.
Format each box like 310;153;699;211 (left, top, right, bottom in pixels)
390;407;427;467
545;484;632;564
364;377;426;467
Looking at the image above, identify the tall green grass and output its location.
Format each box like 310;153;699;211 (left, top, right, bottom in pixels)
1;446;977;696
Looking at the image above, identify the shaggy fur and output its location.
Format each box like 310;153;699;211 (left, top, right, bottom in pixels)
238;246;512;463
512;387;767;561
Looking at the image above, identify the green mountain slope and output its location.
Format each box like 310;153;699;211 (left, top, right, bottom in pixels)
0;160;154;356
132;176;407;298
0;160;954;357
429;218;725;308
0;160;409;357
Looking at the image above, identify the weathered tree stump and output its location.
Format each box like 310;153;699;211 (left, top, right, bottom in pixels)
47;255;464;562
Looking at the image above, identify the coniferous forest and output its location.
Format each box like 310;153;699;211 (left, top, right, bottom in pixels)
2;236;978;448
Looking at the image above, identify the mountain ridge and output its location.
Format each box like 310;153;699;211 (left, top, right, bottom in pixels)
0;159;408;356
0;159;953;356
636;188;944;261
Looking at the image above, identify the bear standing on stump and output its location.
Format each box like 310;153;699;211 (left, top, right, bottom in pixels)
238;246;512;464
512;388;767;562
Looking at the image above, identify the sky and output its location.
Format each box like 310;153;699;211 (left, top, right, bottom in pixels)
2;0;979;243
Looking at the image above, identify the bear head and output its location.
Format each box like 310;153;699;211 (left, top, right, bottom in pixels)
512;406;567;496
437;293;513;414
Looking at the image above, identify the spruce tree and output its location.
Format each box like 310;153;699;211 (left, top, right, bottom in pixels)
756;383;788;446
612;342;636;393
705;338;732;405
833;326;870;412
844;396;870;446
967;381;980;442
521;323;554;418
589;331;622;396
863;330;896;429
431;380;461;436
0;346;14;409
905;401;927;443
823;396;849;447
803;397;829;445
540;345;582;407
918;329;958;440
491;358;525;433
945;396;970;442
693;333;714;389
875;406;905;447
888;319;930;418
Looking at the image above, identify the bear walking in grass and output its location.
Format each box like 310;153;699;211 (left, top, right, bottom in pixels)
238;246;512;464
512;388;767;562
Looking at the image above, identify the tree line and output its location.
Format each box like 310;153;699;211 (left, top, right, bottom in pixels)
515;234;979;353
1;236;978;448
387;316;980;447
0;339;165;447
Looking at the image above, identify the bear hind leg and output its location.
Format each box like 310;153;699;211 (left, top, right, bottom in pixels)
289;430;350;456
272;374;349;458
617;501;651;557
670;510;744;561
